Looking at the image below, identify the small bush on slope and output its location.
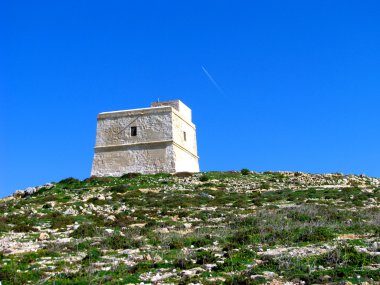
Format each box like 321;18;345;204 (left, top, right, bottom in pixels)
70;224;98;238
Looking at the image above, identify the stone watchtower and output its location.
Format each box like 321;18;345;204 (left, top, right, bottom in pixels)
91;100;199;176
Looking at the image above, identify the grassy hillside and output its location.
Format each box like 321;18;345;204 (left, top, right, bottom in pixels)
0;171;379;284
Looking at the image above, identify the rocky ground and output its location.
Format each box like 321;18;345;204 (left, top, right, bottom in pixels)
0;171;379;284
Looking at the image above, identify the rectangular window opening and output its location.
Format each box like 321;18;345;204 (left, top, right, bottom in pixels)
184;131;187;141
131;126;137;136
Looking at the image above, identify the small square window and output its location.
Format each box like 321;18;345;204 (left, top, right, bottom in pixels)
183;131;187;141
131;126;137;136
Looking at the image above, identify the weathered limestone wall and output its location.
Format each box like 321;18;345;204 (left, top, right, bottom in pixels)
95;107;173;147
92;143;175;176
91;107;175;176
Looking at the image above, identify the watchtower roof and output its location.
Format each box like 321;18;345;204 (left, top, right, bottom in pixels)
151;100;192;122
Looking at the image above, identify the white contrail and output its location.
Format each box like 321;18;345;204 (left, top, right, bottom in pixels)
201;65;224;95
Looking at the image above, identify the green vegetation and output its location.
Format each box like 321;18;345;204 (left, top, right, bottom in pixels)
199;174;210;182
70;224;98;238
0;171;379;284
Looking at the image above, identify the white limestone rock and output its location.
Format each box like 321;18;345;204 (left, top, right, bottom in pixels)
38;233;50;241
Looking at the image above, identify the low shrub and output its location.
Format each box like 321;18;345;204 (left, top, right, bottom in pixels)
195;250;217;265
295;227;336;243
186;236;213;247
251;197;263;206
70;224;98;238
241;168;250;175
0;223;10;232
228;229;252;245
260;182;271;190
82;247;102;265
169;238;184;249
58;177;81;185
42;203;52;209
87;197;108;206
322;245;376;267
199;175;210;182
374;226;380;237
83;176;113;184
50;214;76;229
174;172;193;178
174;257;193;269
0;217;10;232
224;274;264;285
104;235;143;249
109;184;130;193
153;172;172;178
13;223;36;233
106;213;134;228
121;173;141;179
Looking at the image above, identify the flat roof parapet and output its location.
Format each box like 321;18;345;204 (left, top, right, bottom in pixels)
151;100;192;122
97;99;192;122
98;106;172;119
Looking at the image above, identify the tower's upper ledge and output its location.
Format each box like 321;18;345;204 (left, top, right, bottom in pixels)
151;100;192;122
98;105;172;119
97;99;193;123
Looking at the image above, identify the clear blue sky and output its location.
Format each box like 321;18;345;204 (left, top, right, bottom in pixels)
1;1;379;197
